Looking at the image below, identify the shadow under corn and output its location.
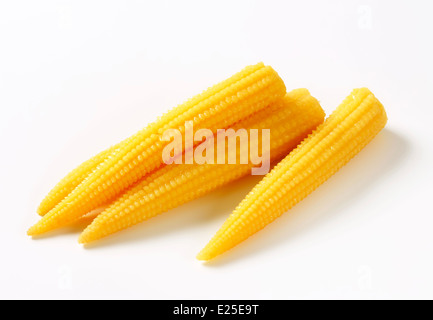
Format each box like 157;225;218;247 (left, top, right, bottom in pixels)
82;170;264;249
202;128;411;267
83;129;410;266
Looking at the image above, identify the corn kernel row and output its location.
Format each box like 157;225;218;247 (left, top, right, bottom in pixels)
78;89;325;244
28;63;286;236
197;88;388;261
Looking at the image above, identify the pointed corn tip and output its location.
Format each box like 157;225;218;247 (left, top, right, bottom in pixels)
78;222;106;244
27;224;39;236
77;233;89;244
196;252;208;261
36;207;44;216
196;247;214;261
26;214;60;236
77;218;107;244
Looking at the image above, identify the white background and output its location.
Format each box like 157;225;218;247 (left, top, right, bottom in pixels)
1;0;432;300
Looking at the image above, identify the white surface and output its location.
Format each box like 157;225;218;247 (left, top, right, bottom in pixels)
1;0;432;300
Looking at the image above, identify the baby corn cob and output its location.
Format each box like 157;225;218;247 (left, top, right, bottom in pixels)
37;132;142;216
28;63;286;236
37;144;118;216
78;89;325;244
197;88;388;261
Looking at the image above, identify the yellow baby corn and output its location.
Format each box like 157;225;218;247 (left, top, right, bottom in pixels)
37;120;157;216
78;89;325;244
197;88;388;261
37;133;141;216
37;144;118;216
28;63;286;236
